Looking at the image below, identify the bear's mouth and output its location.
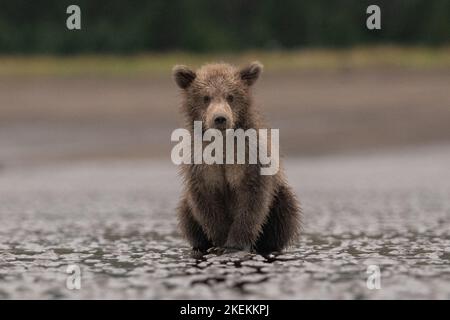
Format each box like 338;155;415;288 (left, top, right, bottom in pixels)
212;124;230;131
203;121;234;132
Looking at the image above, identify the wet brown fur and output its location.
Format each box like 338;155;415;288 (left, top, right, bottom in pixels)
173;62;301;255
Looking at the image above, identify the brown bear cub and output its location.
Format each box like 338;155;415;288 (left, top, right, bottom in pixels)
173;61;301;256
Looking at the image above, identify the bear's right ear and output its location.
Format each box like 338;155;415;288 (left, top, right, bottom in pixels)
173;65;196;89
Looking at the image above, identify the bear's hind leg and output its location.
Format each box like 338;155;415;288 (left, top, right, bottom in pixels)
253;185;301;255
178;198;213;255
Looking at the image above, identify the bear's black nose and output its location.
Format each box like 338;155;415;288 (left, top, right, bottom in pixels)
214;116;227;125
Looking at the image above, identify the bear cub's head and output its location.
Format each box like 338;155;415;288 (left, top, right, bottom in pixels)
173;62;263;131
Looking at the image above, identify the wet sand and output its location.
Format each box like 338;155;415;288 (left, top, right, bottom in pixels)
0;145;449;299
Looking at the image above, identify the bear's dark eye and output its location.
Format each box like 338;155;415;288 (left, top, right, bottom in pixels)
203;95;211;104
226;94;234;103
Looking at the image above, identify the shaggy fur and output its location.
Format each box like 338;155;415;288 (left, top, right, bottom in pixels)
173;61;301;255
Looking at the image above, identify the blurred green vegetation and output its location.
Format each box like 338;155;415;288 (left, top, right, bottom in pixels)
0;0;448;54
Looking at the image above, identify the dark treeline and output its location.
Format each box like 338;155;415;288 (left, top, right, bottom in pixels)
0;0;448;54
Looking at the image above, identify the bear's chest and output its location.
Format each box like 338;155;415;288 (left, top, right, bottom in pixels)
224;164;246;189
199;164;246;190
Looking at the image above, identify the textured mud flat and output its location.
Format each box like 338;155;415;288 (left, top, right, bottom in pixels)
0;146;449;299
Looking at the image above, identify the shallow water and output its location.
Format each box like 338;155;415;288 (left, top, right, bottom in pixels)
0;146;449;299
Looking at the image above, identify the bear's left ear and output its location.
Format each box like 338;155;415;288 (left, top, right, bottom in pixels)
173;65;196;89
239;61;263;86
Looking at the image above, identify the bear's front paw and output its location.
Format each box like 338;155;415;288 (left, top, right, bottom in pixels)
191;250;204;259
191;247;210;259
207;247;226;255
207;246;240;255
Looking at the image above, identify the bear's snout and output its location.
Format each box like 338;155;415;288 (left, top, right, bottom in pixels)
212;114;232;130
214;115;227;125
205;102;234;130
